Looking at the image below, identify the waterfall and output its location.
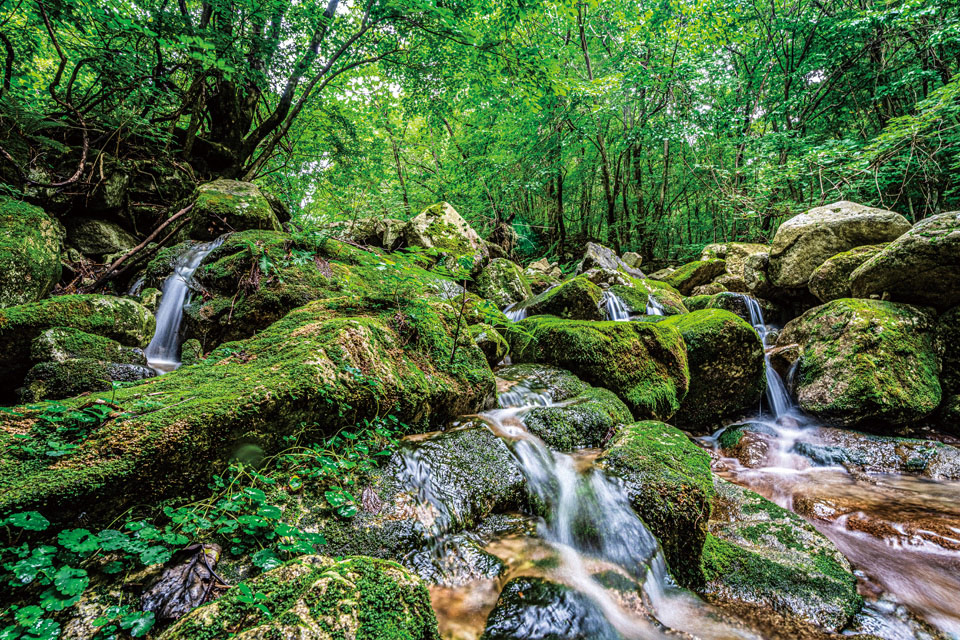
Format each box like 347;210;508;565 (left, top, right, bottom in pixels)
601;290;631;321
739;295;792;419
503;303;528;322
145;237;224;372
645;297;666;316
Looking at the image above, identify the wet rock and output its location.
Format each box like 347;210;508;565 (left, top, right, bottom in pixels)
187;179;282;241
850;211;960;310
598;421;714;588
701;478;861;632
715;423;778;468
159;555;440;640
518;276;604;321
767;343;800;381
404;202;488;263
575;241;643;277
608;279;687;316
472;323;508;367
692;291;776;324
480;577;620;640
662;259;727;295
31;326;147;366
497;364;589;403
0;197;63;308
580;266;634;287
768;201;911;288
778;298;941;429
476;258;532;308
524;386;632;450
658;310;765;432
506;317;689;420
807;245;885;303
406;533;505;586
67;218;139;259
142;543;223;623
19;358;156;401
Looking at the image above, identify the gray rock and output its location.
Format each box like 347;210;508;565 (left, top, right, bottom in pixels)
576;242;643;277
68;218;139;258
808;245;886;302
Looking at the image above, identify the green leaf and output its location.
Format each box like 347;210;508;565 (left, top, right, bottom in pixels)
251;548;282;571
53;566;89;597
58;528;100;554
120;610;155;637
139;546;172;566
4;511;50;531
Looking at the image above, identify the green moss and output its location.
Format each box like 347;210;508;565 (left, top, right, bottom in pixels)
19;358;154;402
522;276;604;321
475;258;531;308
524;385;632;450
0;197;63;308
663;259;726;295
470;323;508;367
506;316;689;419
598;421;714;588
610;278;688;316
684;294;713;312
188;180;282;241
31;327;146;365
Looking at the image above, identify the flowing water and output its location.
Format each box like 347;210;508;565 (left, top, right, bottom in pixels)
144;237;224;372
704;295;960;638
602;291;632;321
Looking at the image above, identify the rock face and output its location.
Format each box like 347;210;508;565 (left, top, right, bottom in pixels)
768;201;911;288
159;555;440;640
68;218;138;259
507;317;689;420
621;251;642;268
779;298;941;428
576;241;643;277
808;245;885;302
936;306;960;432
658;310;765;432
188;180;282;240
850;211;960;310
0;197;63;308
702;242;770;295
404;202;487;261
597;421;714;588
701;479;860;632
523;386;633;450
520;276;604;321
662;259;726;295
475;258;531;308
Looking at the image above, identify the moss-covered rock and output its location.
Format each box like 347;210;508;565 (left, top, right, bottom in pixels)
609;278;687;316
470;323;508;367
769;201;910;288
0;294;494;526
778;298;941;429
701;479;860;631
19;358;156;402
807;245;885;303
850;211;960;310
597;421;714;588
658;310;765;432
188;180;282;241
496;364;588;404
31;326;147;365
523;386;632;450
523;258;562;293
159;555;440;640
67;218;138;259
180;338;203;366
475;258;531;308
691;282;727;296
403;202;488;262
506;317;689;420
662;259;727;295
0;295;155;391
575;241;643;277
327;216;405;249
0;197;63;308
140;287;162;313
519;276;604;321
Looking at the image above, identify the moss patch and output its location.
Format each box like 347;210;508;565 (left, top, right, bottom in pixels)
0;197;63;308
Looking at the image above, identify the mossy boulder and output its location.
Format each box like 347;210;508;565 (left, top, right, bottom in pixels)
807;245;885;303
523;258;562;293
188;179;282;241
19;358;156;402
936;307;960;431
470;323;508;367
475;258;531;308
609;278;687;316
403;202;487;261
0;295;155;390
159;555;440;640
496;364;588;405
519;276;604;321
0;296;494;526
769;201;911;288
523;385;633;450
327;216;405;249
662;259;727;295
701;479;860;631
506;317;689;420
0;197;64;308
658;310;765;432
576;241;644;277
67;218;138;259
597;421;714;588
778;298;941;429
31;326;147;365
850;211;960;310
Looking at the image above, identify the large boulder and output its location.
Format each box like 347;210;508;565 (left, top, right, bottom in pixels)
403;202;487;262
327;216;404;249
188;180;282;240
523;385;633;450
159;555;440;640
808;244;886;303
0;197;63;308
67;218;139;259
658;310;765;432
701;479;860;631
850;211;960;310
471;323;508;367
518;276;604;321
475;258;531;308
662;259;726;295
0;295;155;390
575;241;643;277
778;298;941;429
507;317;689;420
597;421;714;588
768;201;911;288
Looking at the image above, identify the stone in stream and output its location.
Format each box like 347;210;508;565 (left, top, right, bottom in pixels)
661;258;727;295
575;241;644;277
158;555;440;640
657;309;766;432
523;385;633;451
807;244;886;303
850;210;960;311
597;421;715;589
186;179;282;241
496;363;589;402
701;478;861;632
506;316;690;420
608;278;688;316
515;276;605;321
0;197;64;308
768;201;911;288
778;298;941;430
475;258;532;308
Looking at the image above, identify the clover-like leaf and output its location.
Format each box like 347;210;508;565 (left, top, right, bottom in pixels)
58;529;99;555
3;511;50;531
53;566;88;597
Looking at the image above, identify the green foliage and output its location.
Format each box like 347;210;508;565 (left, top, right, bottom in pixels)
5;402;113;459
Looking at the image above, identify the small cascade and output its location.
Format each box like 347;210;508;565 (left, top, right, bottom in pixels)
601;290;631;321
127;276;146;296
145;237;224;372
645;297;666;316
503;303;528;322
739;294;792;419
